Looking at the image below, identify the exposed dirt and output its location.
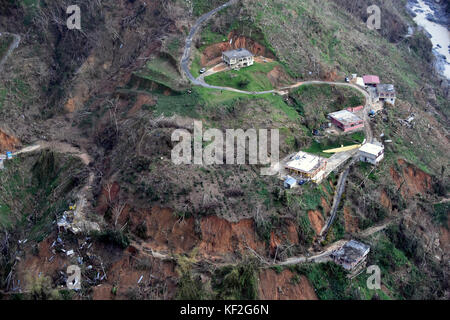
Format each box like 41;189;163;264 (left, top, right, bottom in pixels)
96;251;178;300
258;269;318;300
390;159;433;198
269;219;299;256
198;215;266;261
308;210;325;235
0;129;20;152
127;94;156;116
380;190;393;212
267;66;293;88
343;206;359;233
15;236;68;289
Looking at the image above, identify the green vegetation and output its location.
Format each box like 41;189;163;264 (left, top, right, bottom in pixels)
212;259;259;300
291;84;365;130
433;202;449;227
93;229;130;249
0;152;84;242
204;61;283;91
304;132;365;158
133;55;187;92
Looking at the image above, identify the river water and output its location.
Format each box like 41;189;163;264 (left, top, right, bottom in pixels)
408;0;450;79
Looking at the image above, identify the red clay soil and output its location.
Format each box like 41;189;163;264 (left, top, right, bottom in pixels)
198;215;266;260
96;181;121;215
127;94;156;116
200;33;275;67
93;252;178;300
15;237;68;289
115;206;268;260
308;210;325;235
0;129;20;152
343;206;359;234
269;219;299;256
258;269;318;300
267;66;293;88
390;159;433;198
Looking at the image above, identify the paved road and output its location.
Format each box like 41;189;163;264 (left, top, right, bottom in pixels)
319;163;352;239
0;32;20;72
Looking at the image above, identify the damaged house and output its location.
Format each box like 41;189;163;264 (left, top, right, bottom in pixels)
331;240;370;271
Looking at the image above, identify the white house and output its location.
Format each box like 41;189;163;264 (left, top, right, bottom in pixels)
222;48;254;69
359;143;384;165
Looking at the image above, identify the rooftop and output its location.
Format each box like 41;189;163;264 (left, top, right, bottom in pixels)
222;48;254;59
363;75;380;84
331;240;370;265
359;143;384;156
328;110;363;126
285;152;325;174
377;84;395;93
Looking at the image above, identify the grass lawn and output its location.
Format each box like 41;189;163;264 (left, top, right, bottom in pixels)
304;132;365;158
204;61;282;91
133;55;186;92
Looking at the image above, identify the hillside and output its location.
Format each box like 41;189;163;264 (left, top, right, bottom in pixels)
0;0;448;301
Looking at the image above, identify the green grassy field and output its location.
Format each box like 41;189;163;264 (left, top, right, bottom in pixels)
133;55;187;92
304;132;365;158
204;61;281;91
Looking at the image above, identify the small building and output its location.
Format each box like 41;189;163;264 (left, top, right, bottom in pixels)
328;110;364;132
362;75;380;87
376;84;396;105
359;142;384;165
284;176;297;189
331;240;370;271
6;151;12;159
285;152;327;180
222;48;254;69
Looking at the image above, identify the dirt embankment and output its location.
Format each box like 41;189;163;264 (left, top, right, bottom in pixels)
0;129;20;152
200;33;275;67
343;206;359;233
380;190;393;212
258;269;317;300
390;159;433;199
308;210;325;235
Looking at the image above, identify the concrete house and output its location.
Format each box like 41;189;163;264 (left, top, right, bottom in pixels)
376;84;396;105
222;48;254;69
328;110;364;132
331;240;370;271
359;143;384;165
285;152;327;180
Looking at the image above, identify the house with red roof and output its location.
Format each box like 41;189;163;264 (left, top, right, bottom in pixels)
362;75;380;87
